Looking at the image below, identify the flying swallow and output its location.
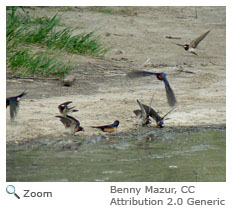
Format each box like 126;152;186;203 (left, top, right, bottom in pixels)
134;102;176;128
127;70;176;107
135;99;151;126
55;115;84;135
6;90;27;121
92;120;120;132
58;101;78;116
176;30;210;56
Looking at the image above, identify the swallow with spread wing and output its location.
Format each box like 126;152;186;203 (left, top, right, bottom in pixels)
92;120;120;132
56;115;84;135
127;70;176;107
134;101;176;128
135;99;151;126
176;30;210;56
58;101;79;116
6;91;27;121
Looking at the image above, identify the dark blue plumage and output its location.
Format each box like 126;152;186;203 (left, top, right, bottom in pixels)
127;71;176;107
92;120;120;132
6;91;27;120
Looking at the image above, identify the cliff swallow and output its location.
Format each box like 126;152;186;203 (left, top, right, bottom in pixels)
135;99;151;126
6;90;27;121
176;30;210;56
134;102;176;128
127;70;176;107
55;115;84;135
58;101;78;116
92;120;120;132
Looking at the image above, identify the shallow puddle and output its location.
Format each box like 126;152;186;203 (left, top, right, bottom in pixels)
6;125;226;182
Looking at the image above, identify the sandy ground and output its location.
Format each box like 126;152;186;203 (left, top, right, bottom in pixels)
6;6;226;142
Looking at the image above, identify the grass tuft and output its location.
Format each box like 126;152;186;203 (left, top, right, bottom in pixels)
7;49;72;77
6;6;107;78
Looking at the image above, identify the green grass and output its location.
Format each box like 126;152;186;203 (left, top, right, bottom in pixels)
6;6;107;78
7;49;71;77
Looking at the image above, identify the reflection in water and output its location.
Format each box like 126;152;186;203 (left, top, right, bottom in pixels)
6;126;226;182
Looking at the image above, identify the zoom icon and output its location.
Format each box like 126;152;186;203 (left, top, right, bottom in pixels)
6;185;20;199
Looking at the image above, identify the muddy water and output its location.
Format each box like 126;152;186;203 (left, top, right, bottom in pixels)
6;126;226;182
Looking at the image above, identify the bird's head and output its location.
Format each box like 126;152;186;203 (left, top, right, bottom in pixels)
76;126;84;132
183;44;189;50
114;120;120;127
146;118;152;125
157;119;164;128
157;73;166;81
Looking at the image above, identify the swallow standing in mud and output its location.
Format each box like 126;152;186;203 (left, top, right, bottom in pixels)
176;30;210;56
135;99;151;126
58;101;78;116
134;101;176;128
55;115;84;135
6;90;27;121
92;120;120;132
127;70;176;107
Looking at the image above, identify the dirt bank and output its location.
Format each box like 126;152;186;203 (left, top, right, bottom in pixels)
6;6;226;142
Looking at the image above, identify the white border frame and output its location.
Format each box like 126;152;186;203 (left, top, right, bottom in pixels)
1;1;231;214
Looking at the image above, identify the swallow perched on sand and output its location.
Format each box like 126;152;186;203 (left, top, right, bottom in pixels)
134;100;176;128
6;90;27;121
135;99;151;126
92;120;120;132
55;115;84;135
176;30;210;56
127;70;176;107
58;101;78;116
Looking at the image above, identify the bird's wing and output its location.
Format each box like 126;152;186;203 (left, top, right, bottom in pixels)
127;70;159;78
162;76;177;107
66;115;80;126
176;43;184;47
9;100;19;120
59;101;72;107
6;91;26;120
128;70;176;107
6;91;27;103
161;106;177;120
16;90;27;99
56;116;72;127
68;106;79;112
92;125;107;129
142;103;161;122
148;93;155;115
137;99;147;119
164;83;177;107
133;110;142;117
190;30;210;48
92;121;116;129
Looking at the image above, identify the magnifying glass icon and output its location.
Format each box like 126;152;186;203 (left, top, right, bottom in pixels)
6;185;20;199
